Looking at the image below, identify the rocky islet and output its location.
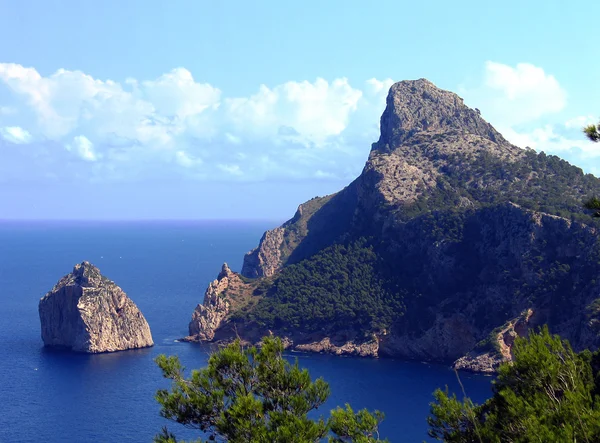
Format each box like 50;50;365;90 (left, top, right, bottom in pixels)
39;261;154;353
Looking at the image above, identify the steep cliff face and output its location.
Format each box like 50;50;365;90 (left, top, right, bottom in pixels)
39;262;153;353
241;228;286;278
240;191;358;278
375;203;600;362
453;309;535;373
187;79;600;372
186;263;256;341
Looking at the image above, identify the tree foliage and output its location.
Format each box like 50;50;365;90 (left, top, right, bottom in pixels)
428;327;600;442
241;239;403;334
407;149;600;221
155;337;386;442
584;121;600;142
227;140;600;346
584;196;600;217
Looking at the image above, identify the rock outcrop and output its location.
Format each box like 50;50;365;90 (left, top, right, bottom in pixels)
241;228;285;278
39;262;153;353
293;336;379;357
375;79;507;152
452;309;535;373
187;263;237;341
186;79;600;371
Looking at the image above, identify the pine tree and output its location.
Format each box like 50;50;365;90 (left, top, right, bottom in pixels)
154;337;386;443
584;121;600;142
428;327;600;442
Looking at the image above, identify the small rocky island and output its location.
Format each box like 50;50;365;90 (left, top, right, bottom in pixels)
39;261;153;353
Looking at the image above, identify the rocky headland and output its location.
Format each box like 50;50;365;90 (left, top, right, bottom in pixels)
39;261;154;353
185;79;600;373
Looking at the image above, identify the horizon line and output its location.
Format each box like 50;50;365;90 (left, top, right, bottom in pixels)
0;218;285;223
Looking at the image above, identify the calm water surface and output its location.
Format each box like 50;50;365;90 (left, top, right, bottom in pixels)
0;221;491;442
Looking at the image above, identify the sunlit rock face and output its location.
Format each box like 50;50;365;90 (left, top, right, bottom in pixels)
39;262;153;353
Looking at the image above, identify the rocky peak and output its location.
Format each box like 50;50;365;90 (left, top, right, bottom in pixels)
71;261;104;288
187;262;255;341
374;79;506;153
39;262;153;353
218;263;233;279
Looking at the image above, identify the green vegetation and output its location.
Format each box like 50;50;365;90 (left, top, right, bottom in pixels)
209;134;600;420
241;239;404;334
403;150;600;222
428;327;600;442
232;149;600;339
155;329;600;442
584;196;600;217
154;337;386;443
472;325;505;355
233;143;600;342
584;120;600;142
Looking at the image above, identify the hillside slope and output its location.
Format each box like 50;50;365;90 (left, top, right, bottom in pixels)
185;79;600;372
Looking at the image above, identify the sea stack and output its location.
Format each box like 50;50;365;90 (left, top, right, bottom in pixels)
39;261;154;353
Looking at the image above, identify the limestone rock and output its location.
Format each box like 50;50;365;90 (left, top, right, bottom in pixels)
241;228;285;278
39;261;153;353
186;263;258;342
375;78;507;152
293;336;379;357
187;263;234;341
452;309;535;373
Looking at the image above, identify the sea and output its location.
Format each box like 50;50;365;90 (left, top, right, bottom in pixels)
0;220;492;442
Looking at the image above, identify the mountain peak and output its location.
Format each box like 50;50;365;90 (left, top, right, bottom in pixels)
373;79;506;153
72;261;103;288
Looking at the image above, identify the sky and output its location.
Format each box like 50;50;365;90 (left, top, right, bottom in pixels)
0;0;599;220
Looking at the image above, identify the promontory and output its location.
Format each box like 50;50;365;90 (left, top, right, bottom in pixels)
39;261;153;353
185;78;600;373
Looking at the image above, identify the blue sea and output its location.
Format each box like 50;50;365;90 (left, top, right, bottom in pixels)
0;221;491;442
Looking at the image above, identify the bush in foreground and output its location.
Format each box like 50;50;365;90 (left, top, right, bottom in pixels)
154;337;386;443
429;326;600;442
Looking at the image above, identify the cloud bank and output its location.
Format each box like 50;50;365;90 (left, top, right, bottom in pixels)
1;60;598;185
461;61;599;171
0;63;393;183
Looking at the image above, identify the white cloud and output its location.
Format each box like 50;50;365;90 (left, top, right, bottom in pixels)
461;61;600;168
565;115;597;130
225;78;363;145
66;135;99;161
0;63;392;182
225;133;242;144
0;126;32;144
365;77;394;96
218;163;243;176
314;169;338;179
501;124;600;159
135;68;221;119
463;61;567;127
175;150;202;168
5;60;597;184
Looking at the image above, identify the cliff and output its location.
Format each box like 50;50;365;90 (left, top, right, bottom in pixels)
39;262;154;353
186;263;257;341
186;79;600;372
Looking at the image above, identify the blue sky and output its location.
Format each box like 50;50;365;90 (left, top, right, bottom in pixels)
1;0;599;220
